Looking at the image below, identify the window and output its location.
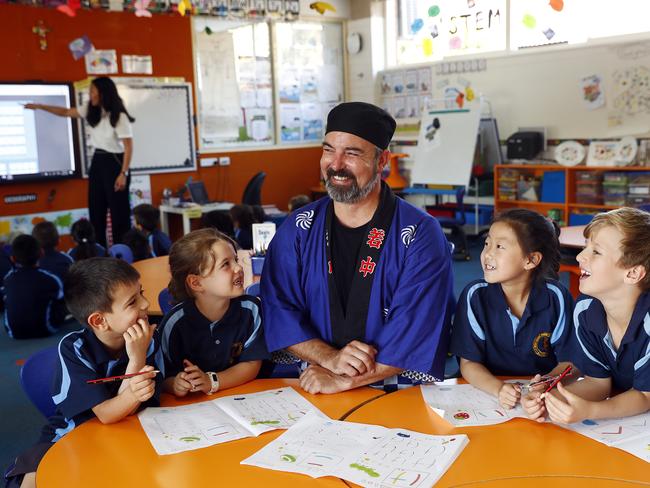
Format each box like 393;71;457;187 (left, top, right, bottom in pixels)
393;0;506;65
194;19;343;150
274;22;344;144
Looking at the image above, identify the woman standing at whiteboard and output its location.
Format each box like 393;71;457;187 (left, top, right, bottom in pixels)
25;77;135;248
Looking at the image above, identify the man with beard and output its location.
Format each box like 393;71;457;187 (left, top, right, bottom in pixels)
261;102;454;393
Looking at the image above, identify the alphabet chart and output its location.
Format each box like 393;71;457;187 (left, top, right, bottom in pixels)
421;383;528;426
562;412;650;463
138;388;324;455
242;411;469;488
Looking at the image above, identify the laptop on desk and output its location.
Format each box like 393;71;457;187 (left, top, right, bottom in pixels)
187;181;214;205
186;181;233;211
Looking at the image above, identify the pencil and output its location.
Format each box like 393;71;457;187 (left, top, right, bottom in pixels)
543;365;572;394
87;370;160;384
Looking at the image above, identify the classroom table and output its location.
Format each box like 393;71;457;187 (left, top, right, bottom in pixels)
132;250;257;316
344;381;650;488
558;225;586;297
159;202;234;236
36;379;384;488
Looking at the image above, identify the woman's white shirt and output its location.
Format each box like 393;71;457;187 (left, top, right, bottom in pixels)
77;104;133;153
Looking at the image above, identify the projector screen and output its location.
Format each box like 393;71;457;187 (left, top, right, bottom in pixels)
0;83;79;183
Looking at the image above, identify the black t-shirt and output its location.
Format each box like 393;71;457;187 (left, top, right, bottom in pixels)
331;215;367;314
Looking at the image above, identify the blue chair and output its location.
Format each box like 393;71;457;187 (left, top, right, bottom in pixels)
245;282;260;297
158;288;173;315
108;244;134;264
433;186;470;261
20;346;58;419
242;171;266;206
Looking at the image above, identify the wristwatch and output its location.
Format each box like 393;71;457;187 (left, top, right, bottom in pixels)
120;169;129;177
206;371;220;395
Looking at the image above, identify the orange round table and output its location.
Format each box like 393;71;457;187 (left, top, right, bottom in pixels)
344;382;650;487
36;379;384;487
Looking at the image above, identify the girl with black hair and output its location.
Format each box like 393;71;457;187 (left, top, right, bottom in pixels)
25;77;135;248
68;219;106;261
450;208;576;411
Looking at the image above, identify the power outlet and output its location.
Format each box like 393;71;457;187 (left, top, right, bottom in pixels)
219;156;231;166
200;157;218;167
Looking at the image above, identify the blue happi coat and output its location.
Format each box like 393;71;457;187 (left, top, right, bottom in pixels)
261;190;454;380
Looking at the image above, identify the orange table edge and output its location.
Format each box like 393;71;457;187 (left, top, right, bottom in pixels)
344;384;650;488
36;379;384;488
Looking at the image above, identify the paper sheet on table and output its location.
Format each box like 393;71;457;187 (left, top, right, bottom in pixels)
242;411;469;488
421;382;528;427
561;412;650;463
139;387;325;455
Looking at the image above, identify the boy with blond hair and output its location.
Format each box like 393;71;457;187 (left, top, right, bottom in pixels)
524;207;650;423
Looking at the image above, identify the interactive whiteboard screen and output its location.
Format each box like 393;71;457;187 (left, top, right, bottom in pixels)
0;83;79;183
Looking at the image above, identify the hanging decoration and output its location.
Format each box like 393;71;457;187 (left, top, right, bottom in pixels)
309;2;335;15
9;0;302;19
32;20;50;51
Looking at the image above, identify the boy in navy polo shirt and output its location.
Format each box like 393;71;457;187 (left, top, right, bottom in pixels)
2;235;65;339
160;228;268;397
5;258;162;488
32;221;74;282
451;209;574;410
528;208;650;423
133;204;172;257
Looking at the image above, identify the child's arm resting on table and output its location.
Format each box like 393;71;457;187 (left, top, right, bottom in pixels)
166;359;262;396
521;361;576;422
459;358;520;409
92;365;157;424
545;379;649;423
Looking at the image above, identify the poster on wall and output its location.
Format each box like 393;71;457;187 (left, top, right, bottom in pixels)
579;74;605;110
129;175;152;208
85;50;118;75
122;55;153;75
0;208;90;240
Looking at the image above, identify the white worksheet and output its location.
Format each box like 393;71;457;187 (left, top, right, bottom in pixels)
421;383;528;426
562;412;650;462
242;411;469;488
138;387;325;455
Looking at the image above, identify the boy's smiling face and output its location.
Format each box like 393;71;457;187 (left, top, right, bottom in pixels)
576;225;627;298
100;280;150;335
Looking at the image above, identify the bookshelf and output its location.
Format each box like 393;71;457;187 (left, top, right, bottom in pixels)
494;164;650;225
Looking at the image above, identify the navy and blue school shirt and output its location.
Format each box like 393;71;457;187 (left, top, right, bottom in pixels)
38;249;73;282
2;266;65;339
68;243;107;260
160;295;268;377
568;293;650;392
451;278;574;376
148;229;172;257
41;327;164;444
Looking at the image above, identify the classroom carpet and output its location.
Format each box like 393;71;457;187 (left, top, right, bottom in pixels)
0;237;511;473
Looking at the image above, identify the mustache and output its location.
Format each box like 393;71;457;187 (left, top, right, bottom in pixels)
326;168;355;180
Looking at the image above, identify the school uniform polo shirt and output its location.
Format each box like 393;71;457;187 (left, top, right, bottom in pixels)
38;249;74;282
41;327;164;443
569;293;650;392
450;279;574;376
148;229;172;257
2;266;65;339
160;295;268;377
68;243;107;260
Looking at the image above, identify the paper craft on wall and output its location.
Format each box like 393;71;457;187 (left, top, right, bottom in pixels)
580;74;605;110
84;49;118;75
612;65;650;116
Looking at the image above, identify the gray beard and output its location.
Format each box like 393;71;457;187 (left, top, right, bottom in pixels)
325;171;380;204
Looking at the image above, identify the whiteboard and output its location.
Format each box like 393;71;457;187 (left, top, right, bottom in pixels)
411;103;481;186
77;83;196;175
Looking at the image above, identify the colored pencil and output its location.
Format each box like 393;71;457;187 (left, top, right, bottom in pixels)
87;370;160;384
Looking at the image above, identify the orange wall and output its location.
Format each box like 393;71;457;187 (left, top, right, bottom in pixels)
0;4;321;224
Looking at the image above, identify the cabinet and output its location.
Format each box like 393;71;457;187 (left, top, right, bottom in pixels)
494;164;650;225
